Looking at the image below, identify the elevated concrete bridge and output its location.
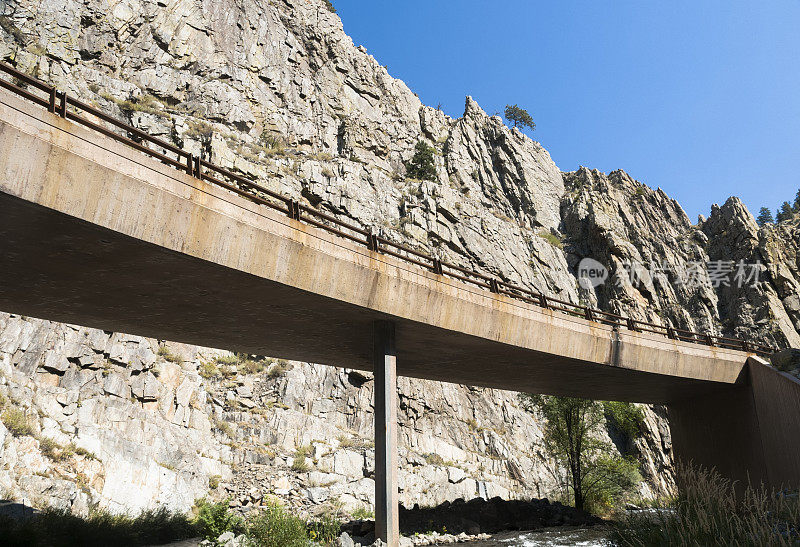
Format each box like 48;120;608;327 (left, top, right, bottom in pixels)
0;71;798;544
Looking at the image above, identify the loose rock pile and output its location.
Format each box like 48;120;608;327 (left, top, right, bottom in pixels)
340;496;602;544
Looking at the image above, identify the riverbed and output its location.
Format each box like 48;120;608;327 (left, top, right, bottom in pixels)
469;526;611;546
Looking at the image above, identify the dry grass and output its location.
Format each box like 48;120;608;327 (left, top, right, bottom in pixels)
101;92;164;116
538;229;563;249
186;120;214;139
213;418;235;440
212;353;269;375
198;360;219;379
1;408;34;437
611;464;800;546
291;454;310;472
38;437;73;462
157;345;183;365
423;453;445;466
267;360;292;379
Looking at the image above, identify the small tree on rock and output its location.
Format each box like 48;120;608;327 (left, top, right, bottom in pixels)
756;207;774;227
504;104;536;131
322;0;335;13
794;189;800;212
520;394;641;512
776;201;794;222
404;141;437;181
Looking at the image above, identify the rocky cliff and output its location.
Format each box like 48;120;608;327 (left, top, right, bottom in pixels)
0;0;797;519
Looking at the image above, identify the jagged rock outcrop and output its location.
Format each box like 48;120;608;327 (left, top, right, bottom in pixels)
561;168;720;331
0;0;797;520
702;199;800;348
560;169;800;349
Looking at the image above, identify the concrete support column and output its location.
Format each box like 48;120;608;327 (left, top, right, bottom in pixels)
373;320;399;545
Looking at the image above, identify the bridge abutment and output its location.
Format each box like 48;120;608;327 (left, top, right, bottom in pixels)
669;356;800;491
373;320;399;545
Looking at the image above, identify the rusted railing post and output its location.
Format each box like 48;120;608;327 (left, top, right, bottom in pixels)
48;87;56;114
193;156;202;179
489;279;500;293
285;199;301;220
185;154;194;176
366;230;379;252
584;308;594;322
539;294;548;309
626;317;638;332
705;334;715;347
432;258;443;275
58;91;67;118
667;327;677;340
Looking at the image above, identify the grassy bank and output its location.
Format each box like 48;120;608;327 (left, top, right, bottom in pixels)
610;465;800;546
0;506;196;546
0;499;341;547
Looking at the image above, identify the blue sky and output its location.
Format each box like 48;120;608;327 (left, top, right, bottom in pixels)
335;0;800;221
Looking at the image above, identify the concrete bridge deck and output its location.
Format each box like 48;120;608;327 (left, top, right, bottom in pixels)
0;87;751;404
0;82;798;544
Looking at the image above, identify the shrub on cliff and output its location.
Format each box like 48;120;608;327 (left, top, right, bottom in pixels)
1;407;34;437
504;104;536;131
194;498;244;541
307;513;341;544
246;502;310;547
404;141;437;181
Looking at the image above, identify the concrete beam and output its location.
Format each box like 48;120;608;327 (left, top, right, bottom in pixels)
0;86;756;404
373;321;399;545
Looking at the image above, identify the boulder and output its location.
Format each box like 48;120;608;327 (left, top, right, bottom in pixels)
42;351;69;373
772;349;800;374
130;372;160;401
102;373;127;398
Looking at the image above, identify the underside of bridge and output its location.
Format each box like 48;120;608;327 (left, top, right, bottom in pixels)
1;87;799;543
0;189;738;404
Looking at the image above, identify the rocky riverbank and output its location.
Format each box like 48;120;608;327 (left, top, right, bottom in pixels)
341;496;602;541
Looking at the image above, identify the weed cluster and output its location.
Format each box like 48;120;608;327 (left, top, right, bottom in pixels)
195;499;340;546
611;464;800;546
157;345;184;365
538;230;563;249
1;407;34;437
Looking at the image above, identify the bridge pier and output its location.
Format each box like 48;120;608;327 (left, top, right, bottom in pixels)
374;320;399;545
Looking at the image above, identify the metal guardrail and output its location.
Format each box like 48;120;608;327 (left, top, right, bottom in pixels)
0;61;778;357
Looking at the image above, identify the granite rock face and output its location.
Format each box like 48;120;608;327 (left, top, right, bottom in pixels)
703;199;800;348
561;168;720;331
0;0;797;518
561;169;799;350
